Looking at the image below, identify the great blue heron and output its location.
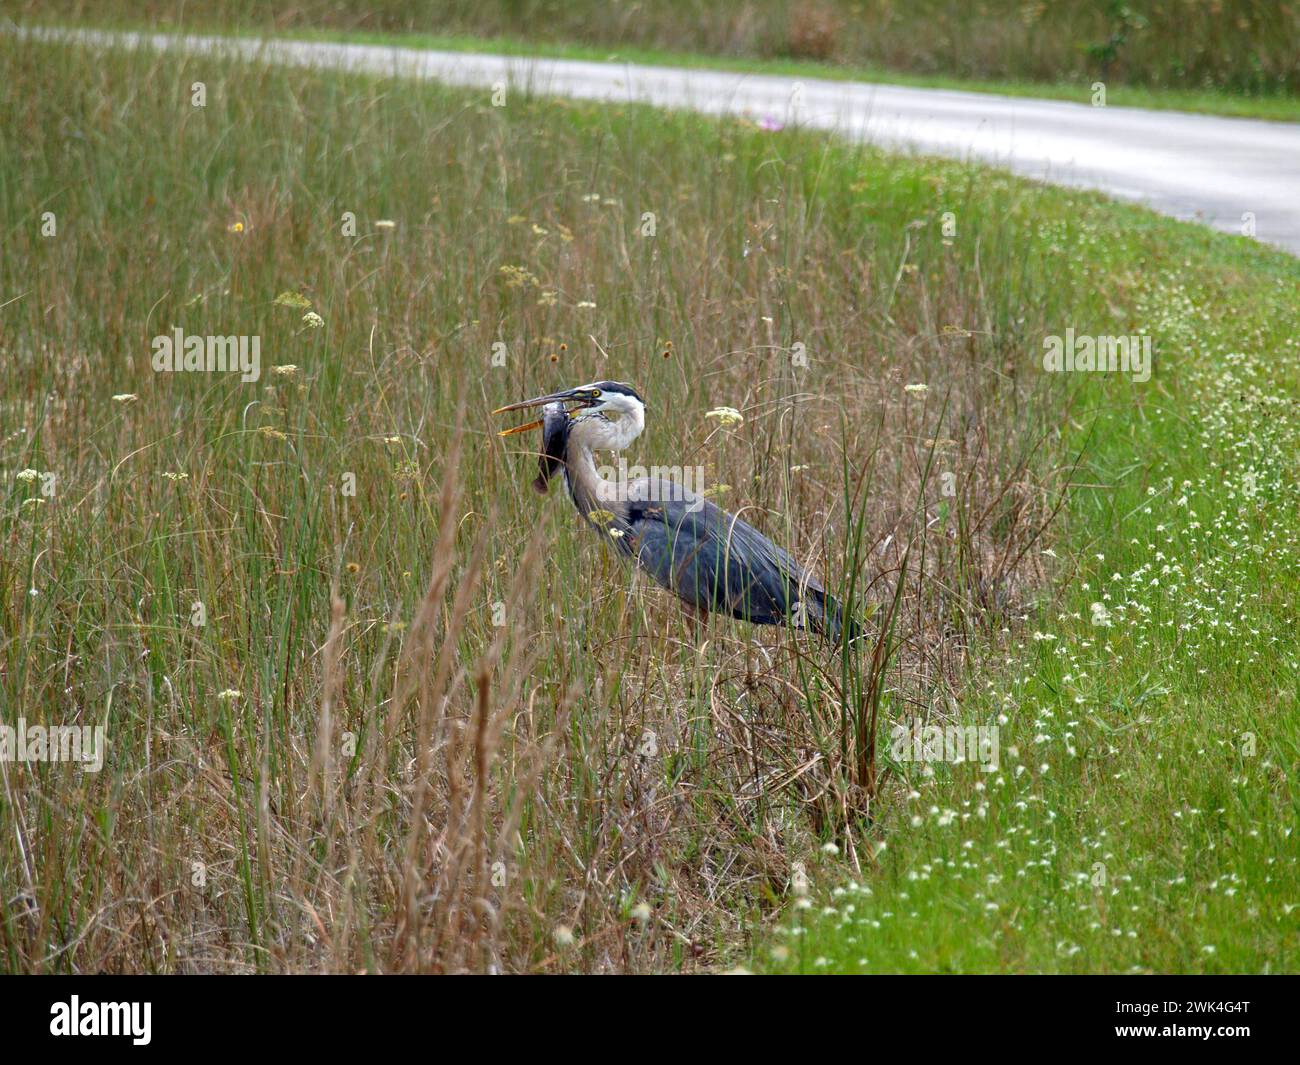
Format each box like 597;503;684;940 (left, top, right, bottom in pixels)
495;381;859;641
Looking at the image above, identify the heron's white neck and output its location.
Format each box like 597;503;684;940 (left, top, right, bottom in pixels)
560;440;596;517
561;401;645;519
575;405;644;452
563;435;628;519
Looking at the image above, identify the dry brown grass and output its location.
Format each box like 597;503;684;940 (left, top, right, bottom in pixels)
0;35;1088;972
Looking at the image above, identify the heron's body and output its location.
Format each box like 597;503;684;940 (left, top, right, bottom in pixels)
497;382;857;641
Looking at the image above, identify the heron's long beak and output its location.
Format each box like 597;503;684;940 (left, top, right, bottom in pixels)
496;417;544;437
492;388;586;436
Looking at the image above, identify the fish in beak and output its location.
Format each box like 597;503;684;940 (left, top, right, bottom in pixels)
491;398;576;495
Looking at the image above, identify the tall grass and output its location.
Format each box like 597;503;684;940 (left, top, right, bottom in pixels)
2;33;1123;971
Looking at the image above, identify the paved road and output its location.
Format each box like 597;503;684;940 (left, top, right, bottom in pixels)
21;27;1300;254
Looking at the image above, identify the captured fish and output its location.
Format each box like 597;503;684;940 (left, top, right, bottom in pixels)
532;402;570;494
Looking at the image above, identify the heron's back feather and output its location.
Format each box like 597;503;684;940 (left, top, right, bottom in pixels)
603;477;852;636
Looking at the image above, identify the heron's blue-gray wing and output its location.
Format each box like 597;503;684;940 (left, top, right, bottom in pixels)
625;483;823;625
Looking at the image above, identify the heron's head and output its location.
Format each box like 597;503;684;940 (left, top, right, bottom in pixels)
494;381;646;451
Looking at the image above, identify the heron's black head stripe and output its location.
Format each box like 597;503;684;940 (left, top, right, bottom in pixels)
592;381;646;405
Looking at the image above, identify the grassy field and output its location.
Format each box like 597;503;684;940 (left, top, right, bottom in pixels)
7;1;1300;122
763;242;1300;973
0;29;1296;974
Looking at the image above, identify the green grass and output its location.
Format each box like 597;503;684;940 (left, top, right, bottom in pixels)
1;28;1296;973
761;241;1300;972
